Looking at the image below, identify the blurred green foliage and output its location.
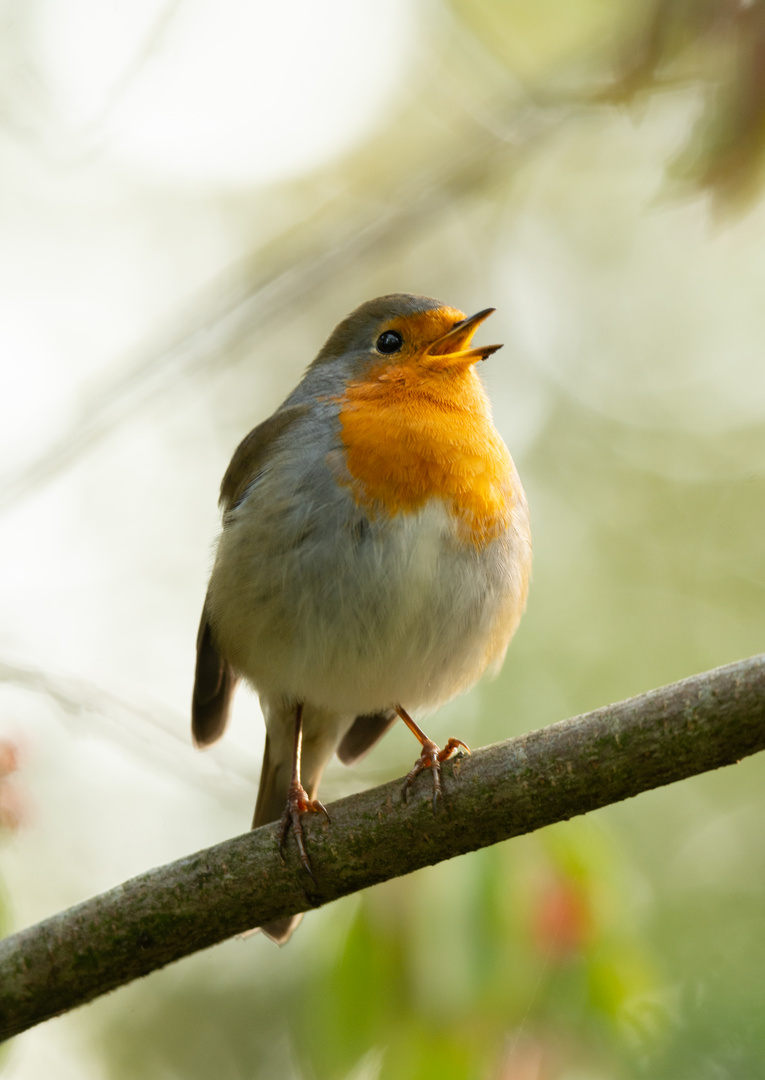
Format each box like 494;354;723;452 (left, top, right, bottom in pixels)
612;0;765;210
293;822;660;1080
458;0;765;211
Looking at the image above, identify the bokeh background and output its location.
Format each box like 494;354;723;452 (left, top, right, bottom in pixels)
1;1;764;1077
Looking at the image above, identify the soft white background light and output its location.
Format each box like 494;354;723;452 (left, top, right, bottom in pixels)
32;0;413;185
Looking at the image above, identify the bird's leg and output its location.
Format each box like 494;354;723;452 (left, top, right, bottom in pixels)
395;705;470;810
277;702;330;881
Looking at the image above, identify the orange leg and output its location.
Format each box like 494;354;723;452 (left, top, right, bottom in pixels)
277;702;330;881
395;705;470;810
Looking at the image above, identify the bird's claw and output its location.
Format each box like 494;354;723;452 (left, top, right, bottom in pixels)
277;781;330;882
402;737;470;809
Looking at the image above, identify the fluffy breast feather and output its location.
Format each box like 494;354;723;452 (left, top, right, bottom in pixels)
206;428;530;715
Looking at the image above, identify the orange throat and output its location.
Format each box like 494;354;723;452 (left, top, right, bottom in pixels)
335;364;515;548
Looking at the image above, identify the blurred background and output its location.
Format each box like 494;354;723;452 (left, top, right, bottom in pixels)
1;0;764;1077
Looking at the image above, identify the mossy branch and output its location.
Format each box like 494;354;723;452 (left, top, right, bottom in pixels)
1;653;764;1042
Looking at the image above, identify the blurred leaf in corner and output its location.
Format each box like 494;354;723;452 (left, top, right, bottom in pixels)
0;739;24;836
0;737;23;1071
612;0;765;212
671;3;765;211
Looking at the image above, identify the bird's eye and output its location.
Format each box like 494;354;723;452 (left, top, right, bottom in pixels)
376;330;403;354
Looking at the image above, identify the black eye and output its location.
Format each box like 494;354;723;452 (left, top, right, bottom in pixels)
376;330;403;354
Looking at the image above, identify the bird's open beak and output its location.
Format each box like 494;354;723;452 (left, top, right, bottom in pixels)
425;308;503;368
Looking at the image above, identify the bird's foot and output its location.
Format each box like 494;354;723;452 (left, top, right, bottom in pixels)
277;780;330;882
402;737;470;810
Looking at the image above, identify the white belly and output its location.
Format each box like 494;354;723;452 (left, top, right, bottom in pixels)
208;488;529;716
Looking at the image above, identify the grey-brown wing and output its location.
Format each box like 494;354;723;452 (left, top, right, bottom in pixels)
336;710;397;765
191;610;239;747
193;403;310;743
218;402;311;513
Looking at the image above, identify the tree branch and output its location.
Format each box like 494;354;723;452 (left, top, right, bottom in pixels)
1;654;764;1041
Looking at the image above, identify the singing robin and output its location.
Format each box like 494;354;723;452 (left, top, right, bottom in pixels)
191;293;531;943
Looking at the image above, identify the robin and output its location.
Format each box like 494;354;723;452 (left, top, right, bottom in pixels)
191;293;531;943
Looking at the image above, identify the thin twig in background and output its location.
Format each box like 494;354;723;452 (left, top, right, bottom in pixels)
0;101;566;515
0;655;253;798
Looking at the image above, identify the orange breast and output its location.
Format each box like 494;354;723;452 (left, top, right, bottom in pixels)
335;363;514;548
